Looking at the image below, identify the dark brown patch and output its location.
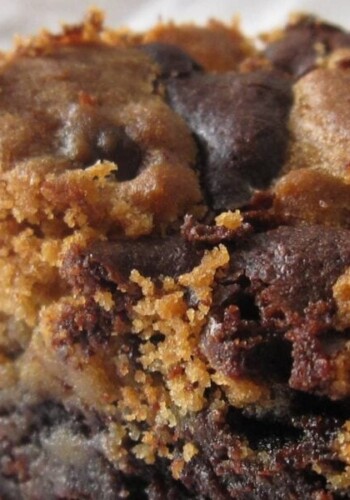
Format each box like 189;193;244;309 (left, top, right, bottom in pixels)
139;42;202;78
62;236;204;295
265;16;350;77
167;70;292;210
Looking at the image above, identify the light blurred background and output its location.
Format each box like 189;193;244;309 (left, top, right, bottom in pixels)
0;0;349;49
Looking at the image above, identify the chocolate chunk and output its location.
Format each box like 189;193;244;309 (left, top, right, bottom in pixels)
265;16;350;77
139;42;202;78
59;103;142;180
167;71;292;210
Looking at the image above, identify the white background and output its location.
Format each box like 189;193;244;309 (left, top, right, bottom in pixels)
0;0;349;49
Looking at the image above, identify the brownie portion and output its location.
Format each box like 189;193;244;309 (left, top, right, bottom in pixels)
0;402;128;500
0;401;191;500
1;397;346;499
167;71;292;210
201;225;350;399
67;222;350;320
265;16;350;77
0;39;201;238
181;403;348;500
230;225;350;314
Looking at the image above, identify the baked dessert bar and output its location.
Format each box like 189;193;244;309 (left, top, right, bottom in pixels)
1;10;350;499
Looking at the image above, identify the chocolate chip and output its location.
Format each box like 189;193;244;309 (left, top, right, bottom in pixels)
139;42;202;78
265;16;350;78
59;104;142;180
167;71;292;210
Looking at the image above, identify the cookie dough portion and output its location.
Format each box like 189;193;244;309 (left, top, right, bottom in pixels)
0;18;203;341
142;20;255;73
273;169;350;228
0;40;201;236
284;66;350;181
